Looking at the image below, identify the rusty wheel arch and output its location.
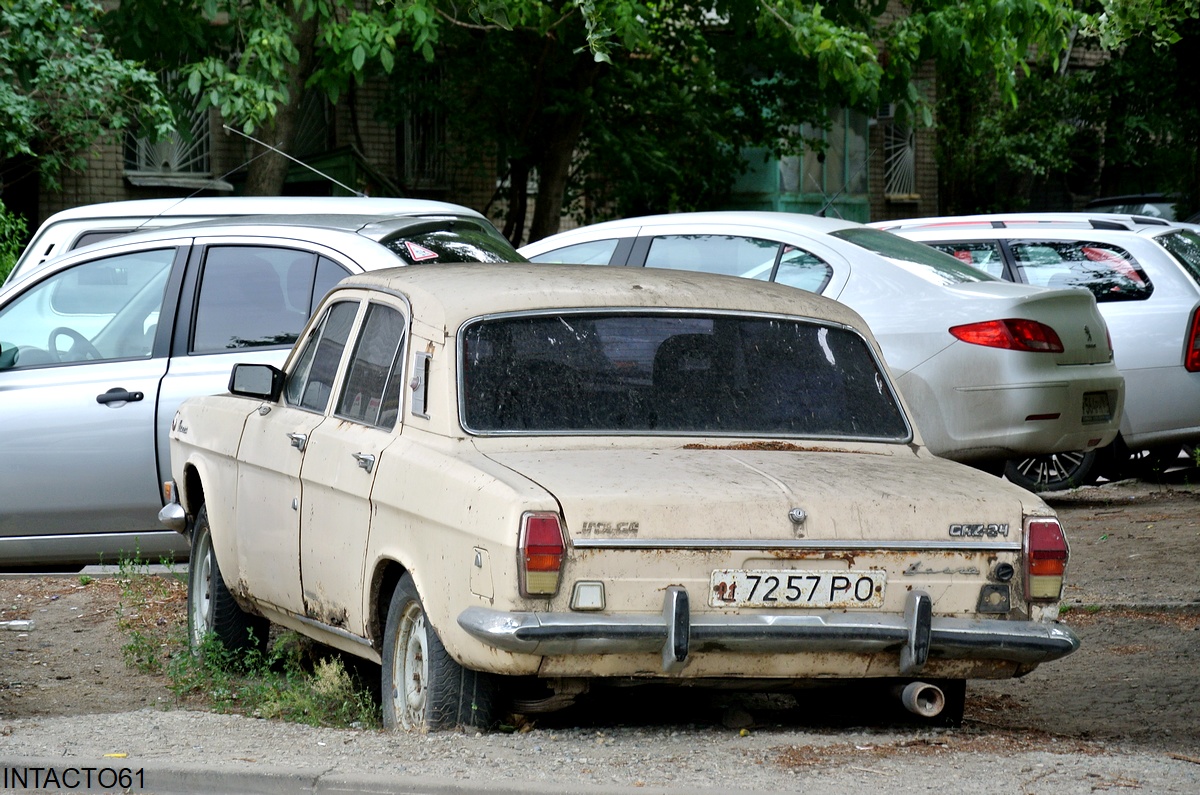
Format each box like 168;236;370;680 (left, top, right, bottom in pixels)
368;560;408;649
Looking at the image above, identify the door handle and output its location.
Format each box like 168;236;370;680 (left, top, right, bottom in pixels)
96;388;145;405
352;452;375;473
286;432;308;452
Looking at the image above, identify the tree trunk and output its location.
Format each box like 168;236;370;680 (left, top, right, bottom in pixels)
243;9;318;196
524;56;603;244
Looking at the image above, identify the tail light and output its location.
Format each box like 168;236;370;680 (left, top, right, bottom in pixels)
1025;518;1069;601
1186;308;1200;373
518;512;566;597
950;319;1065;353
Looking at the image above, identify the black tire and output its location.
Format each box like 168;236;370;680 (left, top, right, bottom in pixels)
381;573;496;731
1004;450;1098;493
187;505;268;656
1121;444;1184;481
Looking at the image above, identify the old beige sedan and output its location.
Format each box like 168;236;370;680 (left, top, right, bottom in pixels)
161;263;1079;731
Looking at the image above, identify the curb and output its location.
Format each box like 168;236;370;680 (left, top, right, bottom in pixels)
0;757;781;795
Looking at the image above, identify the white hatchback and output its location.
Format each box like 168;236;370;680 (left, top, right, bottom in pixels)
877;213;1200;490
519;212;1125;490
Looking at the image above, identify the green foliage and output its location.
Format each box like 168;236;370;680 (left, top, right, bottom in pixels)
1085;0;1200;48
113;553;377;728
0;0;174;188
168;631;379;728
0;201;28;285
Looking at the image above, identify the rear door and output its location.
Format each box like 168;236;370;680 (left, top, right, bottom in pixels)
158;243;351;493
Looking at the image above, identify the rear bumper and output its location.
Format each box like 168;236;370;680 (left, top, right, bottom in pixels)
458;588;1080;675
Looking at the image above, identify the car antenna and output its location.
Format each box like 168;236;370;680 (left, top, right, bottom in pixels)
222;124;367;197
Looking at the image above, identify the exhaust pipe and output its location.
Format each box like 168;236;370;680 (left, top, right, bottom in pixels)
897;681;945;718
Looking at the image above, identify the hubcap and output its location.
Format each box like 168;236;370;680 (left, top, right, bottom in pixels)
190;531;214;648
394;602;429;729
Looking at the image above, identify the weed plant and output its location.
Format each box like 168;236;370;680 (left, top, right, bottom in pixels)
114;555;378;729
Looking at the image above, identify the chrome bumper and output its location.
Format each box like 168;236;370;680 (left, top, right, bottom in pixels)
458;588;1080;675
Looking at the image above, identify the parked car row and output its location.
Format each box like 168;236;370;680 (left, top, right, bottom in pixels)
875;213;1200;490
1;198;1112;732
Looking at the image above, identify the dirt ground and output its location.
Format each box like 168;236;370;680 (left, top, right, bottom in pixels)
1;475;1198;754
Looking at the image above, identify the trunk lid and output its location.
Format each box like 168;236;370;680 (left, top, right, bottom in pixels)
483;445;1031;545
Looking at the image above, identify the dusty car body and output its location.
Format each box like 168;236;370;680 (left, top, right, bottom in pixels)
164;264;1080;731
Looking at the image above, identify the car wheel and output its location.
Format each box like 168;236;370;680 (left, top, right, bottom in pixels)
1003;450;1098;493
187;504;268;656
1121;444;1184;481
381;573;496;731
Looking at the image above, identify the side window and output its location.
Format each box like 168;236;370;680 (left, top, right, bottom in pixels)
773;246;833;293
335;304;407;429
927;241;1006;278
313;256;350;307
1011;240;1152;302
192;246;318;353
0;249;175;371
285;300;359;412
645;235;780;280
527;239;621;265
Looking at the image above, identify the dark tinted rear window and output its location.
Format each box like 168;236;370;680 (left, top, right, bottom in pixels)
461;311;909;440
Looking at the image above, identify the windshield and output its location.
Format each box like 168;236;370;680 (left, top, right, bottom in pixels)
831;227;996;285
1155;229;1200;285
460;311;910;440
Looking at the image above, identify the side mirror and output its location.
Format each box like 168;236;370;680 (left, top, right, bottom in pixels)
229;363;285;400
0;341;15;371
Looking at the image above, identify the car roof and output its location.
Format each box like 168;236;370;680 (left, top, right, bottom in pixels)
37;213;509;266
520;211;862;249
33;196;488;224
872;212;1176;234
341;262;873;333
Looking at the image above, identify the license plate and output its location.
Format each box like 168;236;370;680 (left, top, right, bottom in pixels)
1082;391;1112;424
709;569;886;608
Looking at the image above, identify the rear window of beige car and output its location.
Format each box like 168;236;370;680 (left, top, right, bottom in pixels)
461;312;909;439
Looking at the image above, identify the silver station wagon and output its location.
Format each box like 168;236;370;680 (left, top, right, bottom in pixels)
162;264;1080;731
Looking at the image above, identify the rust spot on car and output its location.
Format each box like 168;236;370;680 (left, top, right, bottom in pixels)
304;593;349;628
763;549;858;566
681;441;885;455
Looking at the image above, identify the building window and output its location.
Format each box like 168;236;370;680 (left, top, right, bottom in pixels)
779;109;869;201
124;74;231;190
398;68;447;190
881;105;917;200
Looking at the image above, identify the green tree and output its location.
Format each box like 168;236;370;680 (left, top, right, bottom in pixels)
97;0;1083;237
0;0;173;190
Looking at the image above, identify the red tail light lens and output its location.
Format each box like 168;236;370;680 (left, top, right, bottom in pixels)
950;319;1065;353
1185;308;1200;373
519;512;565;597
1025;518;1069;601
